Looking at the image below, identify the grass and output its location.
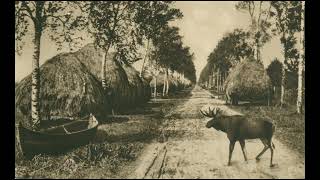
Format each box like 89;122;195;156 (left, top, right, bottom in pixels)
15;88;192;178
230;104;305;158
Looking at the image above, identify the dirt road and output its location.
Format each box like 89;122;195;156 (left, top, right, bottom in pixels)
129;85;305;179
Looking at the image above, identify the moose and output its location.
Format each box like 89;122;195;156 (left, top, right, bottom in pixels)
200;107;276;167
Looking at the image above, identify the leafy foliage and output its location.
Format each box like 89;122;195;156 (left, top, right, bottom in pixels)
235;1;273;61
199;29;253;84
150;25;196;83
15;1;86;53
133;1;183;42
270;1;302;72
266;58;282;87
86;1;140;64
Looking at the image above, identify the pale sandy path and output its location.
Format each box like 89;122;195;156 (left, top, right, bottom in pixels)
129;85;305;179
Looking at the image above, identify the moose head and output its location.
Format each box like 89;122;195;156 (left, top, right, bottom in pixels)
200;107;224;129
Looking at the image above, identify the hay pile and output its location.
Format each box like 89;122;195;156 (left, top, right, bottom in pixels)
224;58;271;102
15;53;107;123
122;64;145;107
74;44;131;112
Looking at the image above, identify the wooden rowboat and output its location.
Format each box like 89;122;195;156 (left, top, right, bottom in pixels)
18;114;99;156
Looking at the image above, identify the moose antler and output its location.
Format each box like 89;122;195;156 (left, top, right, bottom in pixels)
200;107;221;118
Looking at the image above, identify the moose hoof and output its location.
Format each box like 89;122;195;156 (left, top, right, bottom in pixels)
270;164;277;168
256;157;260;161
227;162;232;166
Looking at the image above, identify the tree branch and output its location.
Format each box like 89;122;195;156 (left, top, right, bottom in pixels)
21;2;36;23
257;1;262;27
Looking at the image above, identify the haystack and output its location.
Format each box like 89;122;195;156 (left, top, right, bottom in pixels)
224;58;271;102
141;77;152;101
74;44;131;112
122;64;146;107
15;52;107;124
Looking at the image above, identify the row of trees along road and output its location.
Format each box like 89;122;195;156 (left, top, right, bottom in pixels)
149;25;196;97
15;1;196;129
198;29;253;93
199;1;304;113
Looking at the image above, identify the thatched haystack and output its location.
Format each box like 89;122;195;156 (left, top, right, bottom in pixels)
15;53;107;124
74;44;131;112
224;58;271;103
122;64;146;107
141;77;152;101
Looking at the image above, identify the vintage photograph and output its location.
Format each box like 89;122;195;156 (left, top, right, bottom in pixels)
15;1;305;178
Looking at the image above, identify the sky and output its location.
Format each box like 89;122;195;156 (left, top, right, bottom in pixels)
15;1;283;82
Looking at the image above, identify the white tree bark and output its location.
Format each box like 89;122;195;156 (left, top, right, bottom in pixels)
162;69;166;96
31;24;42;128
154;76;157;98
280;64;286;107
280;31;287;108
297;1;305;114
140;39;150;77
101;44;111;90
165;69;170;95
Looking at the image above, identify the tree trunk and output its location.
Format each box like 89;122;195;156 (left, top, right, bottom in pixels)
140;39;150;77
280;63;286;108
297;1;305;114
280;32;287;108
256;43;261;62
162;69;167;96
31;22;42;128
165;69;169;95
212;71;215;89
216;70;219;92
154;76;157;98
101;44;111;90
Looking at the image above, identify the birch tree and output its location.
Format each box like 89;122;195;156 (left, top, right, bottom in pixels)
236;1;272;62
270;1;302;108
133;1;182;77
87;1;138;90
15;1;86;129
297;1;305;114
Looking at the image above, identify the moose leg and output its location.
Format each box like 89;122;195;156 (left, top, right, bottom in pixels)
256;138;269;161
267;139;275;167
239;140;248;161
228;140;236;166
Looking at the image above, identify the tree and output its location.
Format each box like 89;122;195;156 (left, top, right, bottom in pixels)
15;1;86;128
199;29;253;90
133;1;183;77
208;29;253;71
150;25;180;96
87;1;139;90
236;1;272;62
266;58;282;102
270;1;302;108
297;1;305;114
267;58;282;88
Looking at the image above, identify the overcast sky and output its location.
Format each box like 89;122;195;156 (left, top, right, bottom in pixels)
15;1;283;82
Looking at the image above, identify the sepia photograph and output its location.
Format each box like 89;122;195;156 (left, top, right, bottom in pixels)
15;1;305;179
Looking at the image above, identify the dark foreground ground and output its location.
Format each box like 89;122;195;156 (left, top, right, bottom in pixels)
15;86;304;178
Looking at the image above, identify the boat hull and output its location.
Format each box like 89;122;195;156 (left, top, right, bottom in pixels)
18;116;98;156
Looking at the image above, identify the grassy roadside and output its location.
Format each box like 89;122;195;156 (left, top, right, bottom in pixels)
230;104;305;158
15;89;192;178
